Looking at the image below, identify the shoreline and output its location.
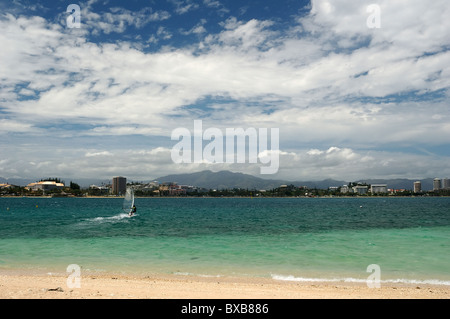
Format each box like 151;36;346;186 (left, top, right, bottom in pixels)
3;195;450;199
1;270;449;299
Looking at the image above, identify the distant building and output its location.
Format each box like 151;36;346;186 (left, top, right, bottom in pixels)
159;182;188;196
112;176;127;195
340;185;350;193
26;181;65;192
443;178;450;190
433;178;441;191
352;185;368;195
90;185;111;195
413;181;422;193
370;184;387;194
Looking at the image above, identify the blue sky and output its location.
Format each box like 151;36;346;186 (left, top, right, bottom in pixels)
1;0;450;182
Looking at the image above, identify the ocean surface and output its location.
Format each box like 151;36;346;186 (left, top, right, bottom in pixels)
0;197;449;285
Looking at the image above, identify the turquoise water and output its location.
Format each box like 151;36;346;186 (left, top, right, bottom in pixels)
0;197;449;285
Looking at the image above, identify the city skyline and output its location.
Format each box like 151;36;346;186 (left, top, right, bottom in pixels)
1;0;449;182
3;171;450;193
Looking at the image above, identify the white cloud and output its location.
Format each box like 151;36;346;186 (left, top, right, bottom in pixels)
170;0;199;15
85;151;113;157
180;19;207;35
203;0;221;8
156;26;173;40
275;147;449;181
3;4;448;129
75;4;171;35
213;17;276;50
1;1;449;181
0;119;36;133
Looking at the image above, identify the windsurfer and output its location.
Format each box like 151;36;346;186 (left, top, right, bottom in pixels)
129;204;137;216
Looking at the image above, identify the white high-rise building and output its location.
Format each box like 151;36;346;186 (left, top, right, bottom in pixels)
433;178;441;191
413;181;421;193
370;184;387;194
443;178;450;190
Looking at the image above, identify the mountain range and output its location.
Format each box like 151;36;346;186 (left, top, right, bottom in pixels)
154;170;435;191
0;170;437;190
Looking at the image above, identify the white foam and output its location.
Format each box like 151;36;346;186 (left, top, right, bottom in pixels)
76;213;131;227
92;213;130;221
271;274;350;283
271;274;450;286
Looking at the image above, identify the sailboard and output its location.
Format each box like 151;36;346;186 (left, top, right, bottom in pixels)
122;187;135;216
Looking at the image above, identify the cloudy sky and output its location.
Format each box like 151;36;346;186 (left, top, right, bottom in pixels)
1;0;449;183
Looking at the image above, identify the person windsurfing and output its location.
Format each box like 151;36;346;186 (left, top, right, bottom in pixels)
129;204;137;216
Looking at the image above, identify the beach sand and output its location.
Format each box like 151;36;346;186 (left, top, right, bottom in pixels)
0;271;448;299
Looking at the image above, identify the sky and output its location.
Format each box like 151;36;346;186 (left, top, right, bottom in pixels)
0;0;449;183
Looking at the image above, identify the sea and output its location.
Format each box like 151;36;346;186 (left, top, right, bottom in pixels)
0;197;449;286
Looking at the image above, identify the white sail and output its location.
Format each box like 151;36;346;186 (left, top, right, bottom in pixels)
122;187;134;214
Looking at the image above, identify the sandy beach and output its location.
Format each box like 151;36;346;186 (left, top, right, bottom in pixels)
0;271;448;299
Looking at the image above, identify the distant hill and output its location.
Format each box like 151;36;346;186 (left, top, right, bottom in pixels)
156;170;287;190
155;170;435;191
157;170;345;190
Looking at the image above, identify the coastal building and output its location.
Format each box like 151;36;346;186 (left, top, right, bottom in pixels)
112;176;127;195
443;178;450;190
413;181;422;193
340;185;350;193
389;188;406;194
433;178;441;191
159;182;187;196
89;185;111;195
26;181;65;192
370;184;387;194
352;185;368;195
